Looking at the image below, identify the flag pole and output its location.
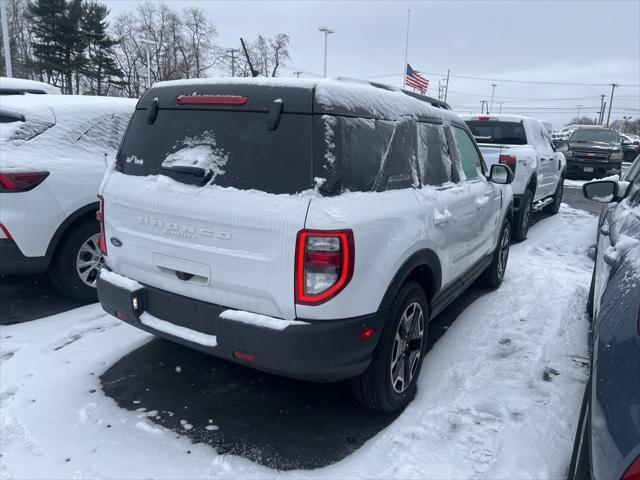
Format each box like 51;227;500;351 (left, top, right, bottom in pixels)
402;8;410;87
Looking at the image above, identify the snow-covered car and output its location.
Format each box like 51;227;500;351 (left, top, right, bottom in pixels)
96;77;514;412
0;76;61;95
462;114;566;240
621;133;640;163
568;165;640;480
0;95;136;300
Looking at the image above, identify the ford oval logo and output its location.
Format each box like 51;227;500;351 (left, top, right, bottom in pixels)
110;237;123;247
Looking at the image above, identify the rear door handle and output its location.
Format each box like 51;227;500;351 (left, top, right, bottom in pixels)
434;209;452;226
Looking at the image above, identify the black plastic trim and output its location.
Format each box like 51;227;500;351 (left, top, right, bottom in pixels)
0;239;49;275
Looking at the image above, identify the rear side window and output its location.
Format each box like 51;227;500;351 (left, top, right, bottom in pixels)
117;109;313;195
465;120;527;145
452;126;484;181
417;123;453;186
315;115;417;195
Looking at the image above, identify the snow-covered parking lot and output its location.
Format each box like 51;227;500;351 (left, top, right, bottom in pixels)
1;205;596;479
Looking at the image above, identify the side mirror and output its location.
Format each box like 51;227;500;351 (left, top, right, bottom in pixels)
621;139;631;146
489;163;514;184
582;180;618;203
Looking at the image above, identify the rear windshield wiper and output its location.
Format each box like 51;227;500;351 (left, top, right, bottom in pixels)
161;164;212;186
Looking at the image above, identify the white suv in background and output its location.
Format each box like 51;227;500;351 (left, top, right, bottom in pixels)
0;94;135;300
96;78;513;412
462;114;566;240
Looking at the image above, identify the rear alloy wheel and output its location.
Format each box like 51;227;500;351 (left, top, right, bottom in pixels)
513;189;533;242
544;176;564;215
351;282;428;412
49;220;103;301
480;221;511;288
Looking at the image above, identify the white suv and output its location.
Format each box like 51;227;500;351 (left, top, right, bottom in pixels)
96;78;514;411
0;94;135;299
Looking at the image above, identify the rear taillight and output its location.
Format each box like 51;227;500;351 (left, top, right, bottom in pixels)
295;229;354;305
499;154;517;173
175;95;248;106
478;116;491;121
623;455;640;480
0;172;49;192
97;194;107;256
0;223;13;241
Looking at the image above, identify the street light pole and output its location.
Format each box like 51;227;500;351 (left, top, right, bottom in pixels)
498;102;504;113
576;104;583;118
318;26;334;78
623;116;632;133
0;0;12;78
489;83;497;114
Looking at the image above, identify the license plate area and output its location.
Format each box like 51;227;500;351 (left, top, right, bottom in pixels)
144;284;225;336
583;167;594;172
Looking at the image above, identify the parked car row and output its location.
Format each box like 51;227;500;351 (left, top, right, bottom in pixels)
568;153;640;480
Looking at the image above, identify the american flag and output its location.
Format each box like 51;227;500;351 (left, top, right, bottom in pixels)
405;64;429;94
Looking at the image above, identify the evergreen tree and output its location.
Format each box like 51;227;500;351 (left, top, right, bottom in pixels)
28;0;67;85
81;1;123;95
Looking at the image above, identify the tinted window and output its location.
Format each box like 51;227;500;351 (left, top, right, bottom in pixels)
417;123;452;186
570;129;619;144
315;115;416;195
118;109;313;195
452;126;483;180
465;120;527;145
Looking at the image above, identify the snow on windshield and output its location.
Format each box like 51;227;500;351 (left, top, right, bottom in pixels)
161;131;228;179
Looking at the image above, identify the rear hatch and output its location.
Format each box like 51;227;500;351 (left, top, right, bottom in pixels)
102;83;315;320
465;118;528;168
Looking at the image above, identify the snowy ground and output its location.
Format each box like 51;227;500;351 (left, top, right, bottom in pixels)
0;205;596;479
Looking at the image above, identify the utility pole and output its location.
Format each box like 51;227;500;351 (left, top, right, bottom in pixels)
498;102;504;113
480;100;488;114
293;71;303;78
598;94;606;125
318;26;335;78
443;69;450;102
0;0;11;78
227;48;239;77
489;83;497;114
606;83;617;127
575;104;583;119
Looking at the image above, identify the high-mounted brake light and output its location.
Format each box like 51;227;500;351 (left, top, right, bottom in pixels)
175;95;249;106
97;194;107;256
478;116;491;121
499;154;517;173
295;229;354;305
0;172;49;193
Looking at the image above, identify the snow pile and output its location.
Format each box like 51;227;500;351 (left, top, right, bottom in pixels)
220;310;308;331
0;95;136;173
0;205;595;479
161;131;228;179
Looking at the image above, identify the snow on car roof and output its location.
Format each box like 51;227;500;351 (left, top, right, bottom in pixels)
0;76;61;94
151;76;459;123
0;95;136;172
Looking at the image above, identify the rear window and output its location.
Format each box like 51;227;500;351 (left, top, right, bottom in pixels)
117;109;313;195
465;120;527;145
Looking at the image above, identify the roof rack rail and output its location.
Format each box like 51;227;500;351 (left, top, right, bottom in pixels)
332;76;451;110
400;89;451;110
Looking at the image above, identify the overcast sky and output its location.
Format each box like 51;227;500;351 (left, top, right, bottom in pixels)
107;0;640;128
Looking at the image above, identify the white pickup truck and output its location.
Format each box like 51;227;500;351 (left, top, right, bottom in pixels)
461;114;566;240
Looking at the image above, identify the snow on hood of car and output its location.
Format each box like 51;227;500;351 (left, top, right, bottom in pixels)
0;95;136;173
0;76;61;94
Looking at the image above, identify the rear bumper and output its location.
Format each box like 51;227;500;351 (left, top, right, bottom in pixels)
566;160;621;178
97;271;385;382
0;239;49;275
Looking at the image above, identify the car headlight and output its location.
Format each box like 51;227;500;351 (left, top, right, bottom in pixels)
564;149;573;159
610;151;622;160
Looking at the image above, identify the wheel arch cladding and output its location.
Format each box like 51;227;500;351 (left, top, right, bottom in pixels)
45;202;99;262
378;249;442;313
527;173;537;195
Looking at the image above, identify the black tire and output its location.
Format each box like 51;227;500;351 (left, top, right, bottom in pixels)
544;175;564;215
567;378;591;480
512;189;533;242
49;220;103;301
351;282;429;412
480;220;510;289
586;266;596;320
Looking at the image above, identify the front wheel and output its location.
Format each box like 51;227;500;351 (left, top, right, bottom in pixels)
351;282;429;412
513;189;533;242
480;221;511;288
